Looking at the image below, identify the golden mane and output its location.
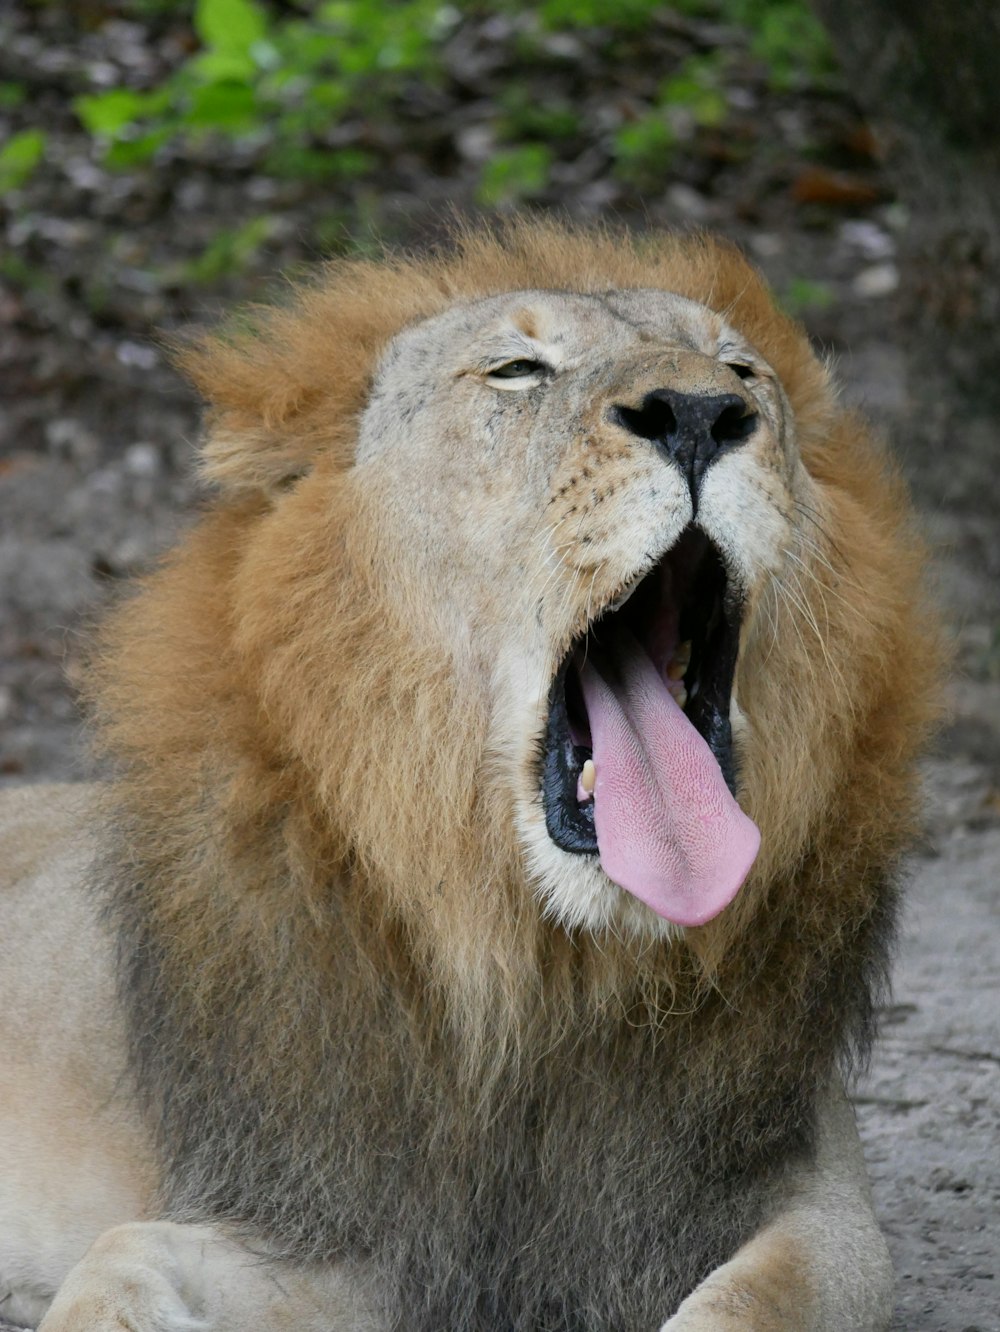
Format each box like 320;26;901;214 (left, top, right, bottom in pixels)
88;219;942;1085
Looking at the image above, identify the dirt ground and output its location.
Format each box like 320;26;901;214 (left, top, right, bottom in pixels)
845;363;1000;1332
1;3;998;1328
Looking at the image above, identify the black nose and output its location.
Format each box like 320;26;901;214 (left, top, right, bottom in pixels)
612;389;757;505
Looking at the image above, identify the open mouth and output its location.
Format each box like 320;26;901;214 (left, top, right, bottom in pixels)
540;526;760;926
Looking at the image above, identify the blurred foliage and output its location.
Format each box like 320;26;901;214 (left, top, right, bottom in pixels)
730;0;835;90
497;91;581;146
0;128;47;192
527;0;668;28
0;249;55;293
531;0;834;87
75;0;449;176
781;276;836;314
615;53;728;187
0;81;28;109
64;0;833;193
477;143;554;207
171;214;279;283
0;0;838;276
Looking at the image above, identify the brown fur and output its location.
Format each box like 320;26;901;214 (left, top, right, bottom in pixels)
85;219;942;1329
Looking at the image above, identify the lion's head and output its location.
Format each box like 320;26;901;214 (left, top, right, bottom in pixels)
93;220;939;1011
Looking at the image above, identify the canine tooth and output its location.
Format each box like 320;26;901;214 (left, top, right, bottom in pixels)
675;640;692;665
674;687;688;708
667;659;687;682
580;759;596;794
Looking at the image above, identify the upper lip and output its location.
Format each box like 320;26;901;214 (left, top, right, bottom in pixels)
540;525;744;857
605;575;643;614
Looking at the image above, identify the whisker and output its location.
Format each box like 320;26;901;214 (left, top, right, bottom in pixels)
772;581;813;679
777;571;851;706
793;499;851;568
783;546;872;625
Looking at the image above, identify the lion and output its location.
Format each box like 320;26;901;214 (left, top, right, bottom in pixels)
0;219;941;1331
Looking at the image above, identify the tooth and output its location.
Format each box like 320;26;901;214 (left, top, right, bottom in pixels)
675;639;692;664
674;687;688;708
667;660;687;682
581;759;596;794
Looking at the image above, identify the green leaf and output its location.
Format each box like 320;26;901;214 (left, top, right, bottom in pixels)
195;0;269;56
188;49;257;84
0;129;46;192
477;144;552;206
75;89;150;135
614;115;676;184
306;80;349;114
105;126;173;168
184;81;258;131
658;53;728;128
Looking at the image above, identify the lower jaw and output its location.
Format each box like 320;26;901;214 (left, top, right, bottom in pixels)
520;825;686;943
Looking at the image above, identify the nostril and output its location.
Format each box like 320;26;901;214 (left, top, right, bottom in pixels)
610;388;757;506
711;404;757;446
612;399;677;442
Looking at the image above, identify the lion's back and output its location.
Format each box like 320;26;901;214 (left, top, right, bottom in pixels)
0;781;122;1085
0;781;154;1210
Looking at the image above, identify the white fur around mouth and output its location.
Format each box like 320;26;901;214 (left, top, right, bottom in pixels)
606;575;643;614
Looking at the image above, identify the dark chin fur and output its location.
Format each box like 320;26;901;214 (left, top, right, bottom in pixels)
101;810;897;1332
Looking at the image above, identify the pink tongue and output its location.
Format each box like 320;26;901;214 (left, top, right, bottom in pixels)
579;646;759;926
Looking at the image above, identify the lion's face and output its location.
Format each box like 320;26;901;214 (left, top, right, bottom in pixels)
354;289;814;938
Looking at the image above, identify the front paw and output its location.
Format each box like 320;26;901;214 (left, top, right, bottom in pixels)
658;1304;742;1332
39;1263;206;1332
657;1267;794;1332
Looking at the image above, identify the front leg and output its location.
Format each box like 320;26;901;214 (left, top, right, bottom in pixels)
660;1079;892;1331
37;1221;381;1332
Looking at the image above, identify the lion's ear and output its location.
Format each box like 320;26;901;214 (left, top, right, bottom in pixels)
170;268;410;495
172;322;354;495
197;418;327;495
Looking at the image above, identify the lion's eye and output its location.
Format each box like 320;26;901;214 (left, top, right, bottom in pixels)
726;362;755;380
486;358;547;385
